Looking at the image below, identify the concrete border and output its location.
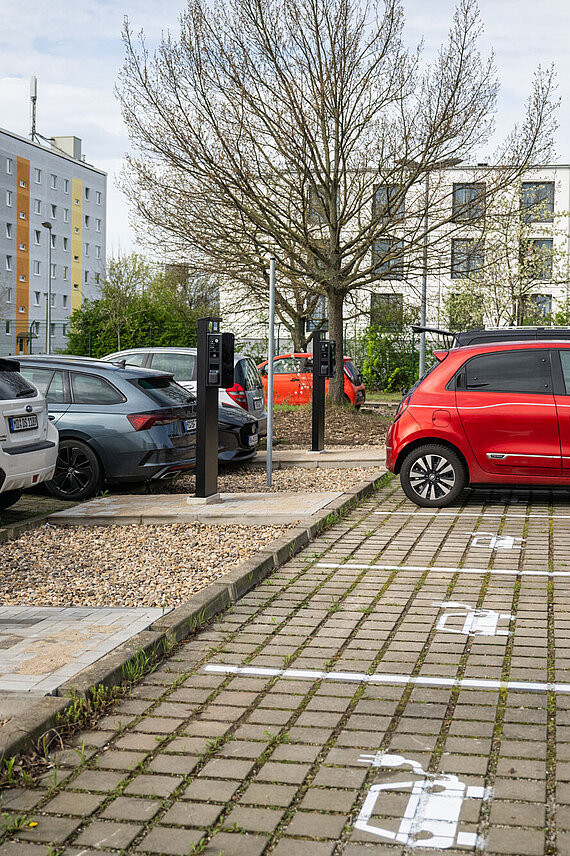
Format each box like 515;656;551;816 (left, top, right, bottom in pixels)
0;468;388;761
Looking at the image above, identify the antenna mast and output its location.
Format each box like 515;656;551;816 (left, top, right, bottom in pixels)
30;76;37;141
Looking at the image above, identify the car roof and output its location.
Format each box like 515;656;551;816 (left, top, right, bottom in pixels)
260;353;352;362
103;347;252;361
17;354;175;379
449;339;570;357
453;327;570;347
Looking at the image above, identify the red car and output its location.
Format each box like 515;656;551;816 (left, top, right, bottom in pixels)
387;339;570;507
258;353;366;407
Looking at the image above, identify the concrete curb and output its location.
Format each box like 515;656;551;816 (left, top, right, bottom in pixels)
0;468;388;761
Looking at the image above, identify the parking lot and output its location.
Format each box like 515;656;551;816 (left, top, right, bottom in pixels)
1;477;569;854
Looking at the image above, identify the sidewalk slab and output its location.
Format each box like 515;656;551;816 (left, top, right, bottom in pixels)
254;446;385;469
49;491;344;527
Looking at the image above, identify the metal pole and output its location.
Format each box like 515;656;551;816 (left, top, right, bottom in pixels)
419;172;429;377
266;257;276;488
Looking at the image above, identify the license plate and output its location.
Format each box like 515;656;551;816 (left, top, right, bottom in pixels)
248;433;258;446
9;415;38;432
253;397;263;409
183;419;196;432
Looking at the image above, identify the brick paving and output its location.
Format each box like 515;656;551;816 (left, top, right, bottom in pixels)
3;479;570;853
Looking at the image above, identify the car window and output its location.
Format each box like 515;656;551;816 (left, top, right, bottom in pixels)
463;350;552;394
135;377;195;406
118;352;147;367
70;372;125;405
273;357;304;374
0;369;36;400
150;353;196;381
558;351;570;394
235;358;263;391
344;360;360;383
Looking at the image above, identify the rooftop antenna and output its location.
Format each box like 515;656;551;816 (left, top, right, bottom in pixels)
30;76;37;142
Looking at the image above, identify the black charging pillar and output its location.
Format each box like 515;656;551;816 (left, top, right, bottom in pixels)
195;317;234;497
311;330;335;451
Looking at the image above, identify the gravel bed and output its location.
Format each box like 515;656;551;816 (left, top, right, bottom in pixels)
151;464;382;495
0;522;292;608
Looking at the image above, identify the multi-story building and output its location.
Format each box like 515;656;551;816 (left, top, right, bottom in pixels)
0;128;106;356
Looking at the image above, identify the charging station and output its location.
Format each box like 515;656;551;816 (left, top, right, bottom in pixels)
195;317;234;498
311;330;336;451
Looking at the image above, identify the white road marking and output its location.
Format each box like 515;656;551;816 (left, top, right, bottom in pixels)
204;664;570;694
374;511;570;519
315;561;569;577
433;602;513;637
470;532;524;550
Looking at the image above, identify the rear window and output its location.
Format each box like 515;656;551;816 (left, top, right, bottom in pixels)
150;352;196;381
0;370;37;400
235;358;263;391
136;377;195;407
344;360;360;383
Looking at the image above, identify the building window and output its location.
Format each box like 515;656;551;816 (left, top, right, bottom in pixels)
34;168;41;183
6;190;12;207
50;204;57;219
51;234;56;249
18;305;25;313
34;230;41;245
372;184;405;220
74;227;79;234
50;293;56;307
96;191;102;204
521;238;553;281
74;197;80;205
73;283;79;290
5;223;12;239
5;320;10;334
73;255;79;262
84;270;89;283
63;237;68;250
19;211;26;220
6;287;13;302
84;243;90;257
372;239;404;279
95;272;100;284
63;179;69;193
6;158;13;175
63;209;69;223
95;219;101;232
62;324;68;336
51;263;56;279
50;323;55;336
452;183;486;222
527;293;552;321
33;261;40;276
19;275;26;282
84;215;90;229
451;238;484;278
521;181;554;223
34;199;41;214
19;179;27;188
50;174;57;189
85;187;90;200
34;291;40;305
63;266;68;280
95;245;101;259
6;255;13;271
62;294;68;308
19;242;26;251
370;292;404;329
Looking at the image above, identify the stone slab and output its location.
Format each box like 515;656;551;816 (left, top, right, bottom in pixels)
254;446;386;469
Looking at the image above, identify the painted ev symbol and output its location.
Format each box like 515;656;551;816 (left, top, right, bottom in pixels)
470;532;524;550
433;601;514;637
355;753;490;849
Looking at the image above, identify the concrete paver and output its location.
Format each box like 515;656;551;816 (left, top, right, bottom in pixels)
3;479;570;854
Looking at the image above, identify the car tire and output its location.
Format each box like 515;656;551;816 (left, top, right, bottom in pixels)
0;489;23;511
46;439;103;501
400;444;466;507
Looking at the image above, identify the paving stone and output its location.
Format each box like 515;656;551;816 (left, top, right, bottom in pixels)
486;826;544;855
224;805;285;832
182;778;241;802
489;800;545;827
95;749;148;770
73;821;142;850
147;753;200;775
101;796;162;822
0;790;45;811
199;757;256;780
133;716;186;734
201;832;268;855
16;815;82;844
123;773;183;797
72;770;126;792
272;840;335;856
134;824;204;854
0;845;63;856
254;761;311;784
300;787;356;812
286;810;346;838
161;801;223;827
239;783;297;807
43;791;105;816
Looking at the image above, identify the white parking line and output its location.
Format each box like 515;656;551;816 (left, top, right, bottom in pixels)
315;562;569;577
204;664;569;694
374;511;570;519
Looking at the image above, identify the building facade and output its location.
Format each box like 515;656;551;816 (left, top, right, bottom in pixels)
0;128;106;356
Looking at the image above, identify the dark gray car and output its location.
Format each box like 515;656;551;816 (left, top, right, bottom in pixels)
18;356;196;501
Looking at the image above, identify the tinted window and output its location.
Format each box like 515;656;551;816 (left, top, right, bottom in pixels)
71;372;125;405
150;352;196;381
0;370;36;400
234;358;262;391
273;357;304;374
21;367;67;404
344;361;360;384
463;350;552;394
117;352;147;367
136;377;195;406
558;351;570;394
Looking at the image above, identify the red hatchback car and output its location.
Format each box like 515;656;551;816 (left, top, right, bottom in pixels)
387;339;570;507
258;353;366;407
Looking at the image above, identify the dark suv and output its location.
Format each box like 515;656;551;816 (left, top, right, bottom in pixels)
18;356;196;501
387;329;570;507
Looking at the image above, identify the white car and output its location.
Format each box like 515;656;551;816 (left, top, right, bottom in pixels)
0;358;59;510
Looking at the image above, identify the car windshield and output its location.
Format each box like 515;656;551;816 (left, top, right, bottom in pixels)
135;376;196;406
344;360;360;383
0;370;37;400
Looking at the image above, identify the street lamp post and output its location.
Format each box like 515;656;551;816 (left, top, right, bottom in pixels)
41;221;52;354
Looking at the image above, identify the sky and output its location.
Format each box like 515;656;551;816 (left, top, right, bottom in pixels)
0;0;568;258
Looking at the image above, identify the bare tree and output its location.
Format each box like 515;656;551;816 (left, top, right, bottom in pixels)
117;0;557;401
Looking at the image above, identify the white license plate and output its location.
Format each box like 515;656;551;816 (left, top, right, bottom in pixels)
9;415;38;432
248;433;258;446
183;419;196;432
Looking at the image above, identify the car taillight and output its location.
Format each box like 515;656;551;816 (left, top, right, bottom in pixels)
394;395;411;421
226;383;248;410
127;413;178;431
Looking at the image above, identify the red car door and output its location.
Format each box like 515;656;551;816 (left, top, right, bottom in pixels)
455;348;561;476
271;356;306;404
552;347;570;470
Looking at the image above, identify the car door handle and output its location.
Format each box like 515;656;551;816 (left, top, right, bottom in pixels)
290;379;300;383
48;414;56;420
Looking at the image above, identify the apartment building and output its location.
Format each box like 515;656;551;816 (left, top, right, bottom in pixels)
0;128;106;356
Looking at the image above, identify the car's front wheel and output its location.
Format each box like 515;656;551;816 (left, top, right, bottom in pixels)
47;439;103;501
400;444;466;507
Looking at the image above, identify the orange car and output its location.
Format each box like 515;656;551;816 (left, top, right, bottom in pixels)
257;353;366;407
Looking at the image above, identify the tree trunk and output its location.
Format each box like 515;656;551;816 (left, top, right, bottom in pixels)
292;315;306;352
327;291;344;405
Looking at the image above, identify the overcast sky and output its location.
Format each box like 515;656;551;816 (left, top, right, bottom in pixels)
1;0;568;258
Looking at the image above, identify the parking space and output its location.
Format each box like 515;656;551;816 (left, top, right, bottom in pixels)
2;478;570;854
